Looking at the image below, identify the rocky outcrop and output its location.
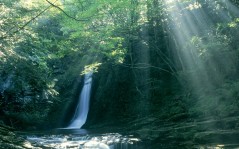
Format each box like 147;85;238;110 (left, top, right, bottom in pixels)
0;124;35;149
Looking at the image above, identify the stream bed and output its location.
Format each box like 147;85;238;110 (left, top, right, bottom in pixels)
18;128;143;149
18;130;239;149
16;122;239;149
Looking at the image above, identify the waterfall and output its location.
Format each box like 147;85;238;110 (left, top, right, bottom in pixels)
67;72;93;129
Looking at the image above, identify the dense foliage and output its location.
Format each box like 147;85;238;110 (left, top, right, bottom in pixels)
0;0;239;134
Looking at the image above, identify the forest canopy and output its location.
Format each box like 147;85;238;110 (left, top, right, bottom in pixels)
0;0;239;132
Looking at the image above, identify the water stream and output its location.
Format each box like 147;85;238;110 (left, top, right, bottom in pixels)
68;72;93;129
21;128;239;149
23;129;142;149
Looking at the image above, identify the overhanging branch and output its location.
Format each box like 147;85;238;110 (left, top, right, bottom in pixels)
13;5;51;34
0;1;55;40
45;0;88;21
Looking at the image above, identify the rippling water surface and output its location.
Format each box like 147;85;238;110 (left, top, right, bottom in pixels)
20;128;143;149
18;127;239;149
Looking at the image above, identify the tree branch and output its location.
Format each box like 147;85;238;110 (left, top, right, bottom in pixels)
0;1;55;40
45;0;89;21
115;63;174;74
13;5;51;34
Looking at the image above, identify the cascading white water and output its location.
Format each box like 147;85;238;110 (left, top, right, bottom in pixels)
67;72;93;129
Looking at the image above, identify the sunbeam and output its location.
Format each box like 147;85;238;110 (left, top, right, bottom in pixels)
162;0;239;123
163;0;238;90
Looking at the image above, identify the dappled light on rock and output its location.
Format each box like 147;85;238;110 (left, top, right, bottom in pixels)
84;141;109;149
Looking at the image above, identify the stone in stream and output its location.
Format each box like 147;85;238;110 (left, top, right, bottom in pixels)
0;124;36;149
83;140;110;149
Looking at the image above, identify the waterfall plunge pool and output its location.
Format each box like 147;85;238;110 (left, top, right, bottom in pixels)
18;128;143;149
16;127;239;149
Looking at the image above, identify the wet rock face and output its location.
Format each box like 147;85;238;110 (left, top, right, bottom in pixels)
0;124;27;149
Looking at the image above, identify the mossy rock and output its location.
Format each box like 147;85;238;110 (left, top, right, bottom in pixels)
194;130;239;144
0;124;35;149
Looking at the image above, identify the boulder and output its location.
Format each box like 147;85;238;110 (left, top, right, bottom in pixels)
83;140;110;149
